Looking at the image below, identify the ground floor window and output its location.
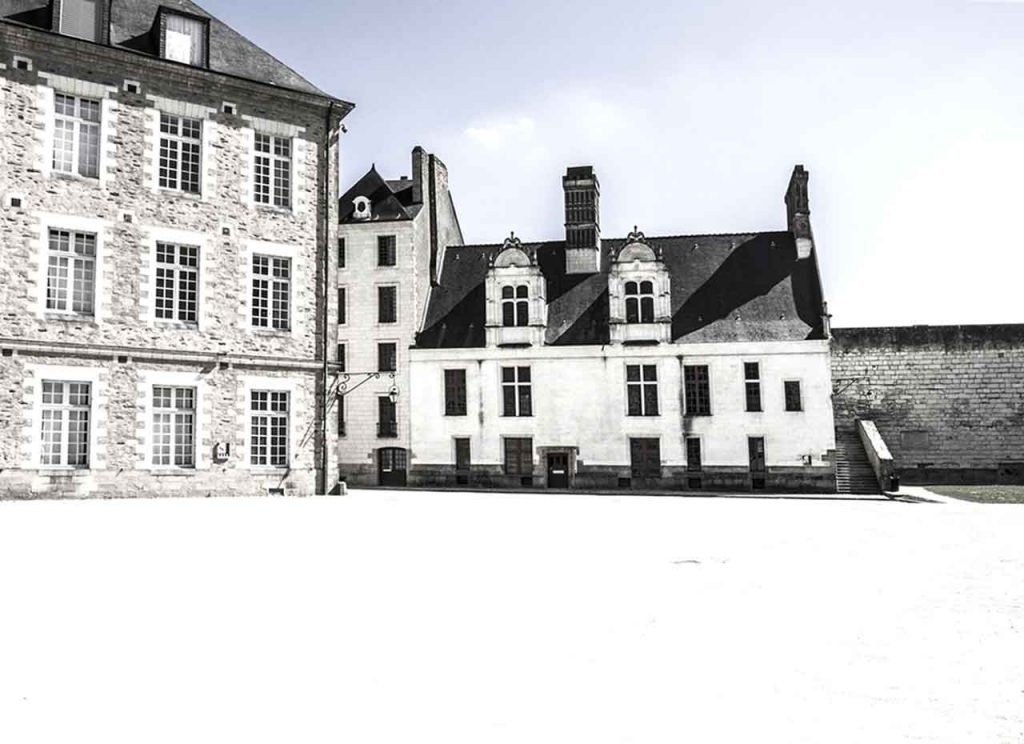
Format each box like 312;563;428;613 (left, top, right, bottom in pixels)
152;386;196;467
251;390;289;467
504;437;533;476
40;380;91;468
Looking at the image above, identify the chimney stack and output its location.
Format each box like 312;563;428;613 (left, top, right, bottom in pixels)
563;165;601;274
785;165;813;259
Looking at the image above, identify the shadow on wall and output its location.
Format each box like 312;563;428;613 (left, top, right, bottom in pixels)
671;235;823;340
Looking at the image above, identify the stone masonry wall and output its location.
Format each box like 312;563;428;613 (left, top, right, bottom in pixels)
831;325;1024;484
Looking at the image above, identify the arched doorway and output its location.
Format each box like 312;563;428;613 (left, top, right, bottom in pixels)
378;447;408;487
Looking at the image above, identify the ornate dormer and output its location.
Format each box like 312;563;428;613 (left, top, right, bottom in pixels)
352;195;372;221
485;233;547;347
608;228;672;344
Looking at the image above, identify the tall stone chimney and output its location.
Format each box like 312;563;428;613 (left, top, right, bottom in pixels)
785;165;813;259
563;165;601;274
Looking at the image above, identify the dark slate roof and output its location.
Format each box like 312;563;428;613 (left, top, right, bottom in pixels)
417;232;826;348
0;0;339;99
339;167;422;223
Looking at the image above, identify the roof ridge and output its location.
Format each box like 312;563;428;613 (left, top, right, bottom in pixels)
453;229;790;250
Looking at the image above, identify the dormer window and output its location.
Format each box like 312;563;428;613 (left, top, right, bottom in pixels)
624;281;655;324
353;196;372;221
59;0;103;42
501;286;529;327
161;11;209;67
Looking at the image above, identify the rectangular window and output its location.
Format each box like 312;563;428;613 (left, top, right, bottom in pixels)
250;390;289;467
378;343;397;373
252;255;290;331
52;93;100;178
60;0;102;42
40;381;91;468
378;397;397;438
686;438;702;473
163;12;208;67
254;133;292;209
46;229;96;316
501;367;532;417
455;437;471;477
378;235;397;267
626;364;659;417
155;242;199;324
444;369;467;416
684;365;711;416
158;112;202;193
336;343;346;371
378;286;397;323
503;437;533;476
744;362;762;412
152;386;196;468
337;393;345;437
338;238;346;268
338;287;346;325
785;380;803;412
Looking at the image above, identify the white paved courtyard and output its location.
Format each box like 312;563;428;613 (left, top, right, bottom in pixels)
1;490;1023;743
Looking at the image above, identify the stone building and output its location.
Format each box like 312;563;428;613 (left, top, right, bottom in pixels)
0;0;351;497
406;165;837;493
335;148;463;487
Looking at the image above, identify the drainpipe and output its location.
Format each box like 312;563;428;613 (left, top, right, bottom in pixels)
320;101;336;494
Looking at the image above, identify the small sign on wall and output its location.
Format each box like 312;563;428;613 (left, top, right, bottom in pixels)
213;442;230;463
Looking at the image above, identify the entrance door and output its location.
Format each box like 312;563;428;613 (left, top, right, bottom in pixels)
748;437;766;491
547;453;569;489
378;447;408;487
455;438;471;486
630;438;662;487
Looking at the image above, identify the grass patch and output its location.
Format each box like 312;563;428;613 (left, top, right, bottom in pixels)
925;485;1024;504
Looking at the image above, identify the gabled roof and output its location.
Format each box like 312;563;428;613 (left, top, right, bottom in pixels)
0;0;341;100
339;166;422;223
417;232;826;348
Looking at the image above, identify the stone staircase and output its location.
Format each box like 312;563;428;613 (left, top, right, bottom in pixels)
835;428;882;495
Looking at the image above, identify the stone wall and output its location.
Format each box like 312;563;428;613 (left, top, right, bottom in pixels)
831;325;1024;484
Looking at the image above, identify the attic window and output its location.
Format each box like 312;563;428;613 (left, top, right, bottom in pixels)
161;11;209;67
59;0;103;42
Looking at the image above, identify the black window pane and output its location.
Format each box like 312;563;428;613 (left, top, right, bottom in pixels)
519;386;532;417
502;386;516;416
644;385;659;416
627;385;642;416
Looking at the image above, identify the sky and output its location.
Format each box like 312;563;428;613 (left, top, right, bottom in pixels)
202;0;1024;328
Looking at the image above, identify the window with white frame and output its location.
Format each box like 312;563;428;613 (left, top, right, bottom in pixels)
53;93;101;178
152;386;196;467
744;362;762;413
158;112;202;193
251;390;289;467
155;242;198;324
626;364;659;416
625;280;655;324
40;380;91;468
254;133;292;209
252;255;291;331
501;366;532;417
501;285;529;327
46;228;96;317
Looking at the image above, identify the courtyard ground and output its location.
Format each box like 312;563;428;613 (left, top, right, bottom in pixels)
925;484;1024;504
1;490;1023;744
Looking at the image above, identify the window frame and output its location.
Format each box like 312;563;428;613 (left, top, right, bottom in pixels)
157;112;202;194
45;228;97;318
251;254;291;332
151;385;197;469
52;92;101;179
377;235;397;267
253;132;293;210
58;0;105;43
39;379;92;469
444;369;468;417
624;280;656;324
686;437;703;473
378;342;398;373
683;364;712;417
500;366;533;417
744;361;762;413
159;9;210;68
625;363;660;417
784;380;803;412
503;437;534;476
378;285;398;324
154;241;200;326
250;389;290;468
378;396;398;438
500;285;530;328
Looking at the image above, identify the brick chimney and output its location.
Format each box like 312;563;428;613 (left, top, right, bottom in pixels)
563;165;601;274
785;165;813;259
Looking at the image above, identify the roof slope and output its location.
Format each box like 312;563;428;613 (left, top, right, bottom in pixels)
417;232;825;348
339;166;422;223
0;0;333;98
